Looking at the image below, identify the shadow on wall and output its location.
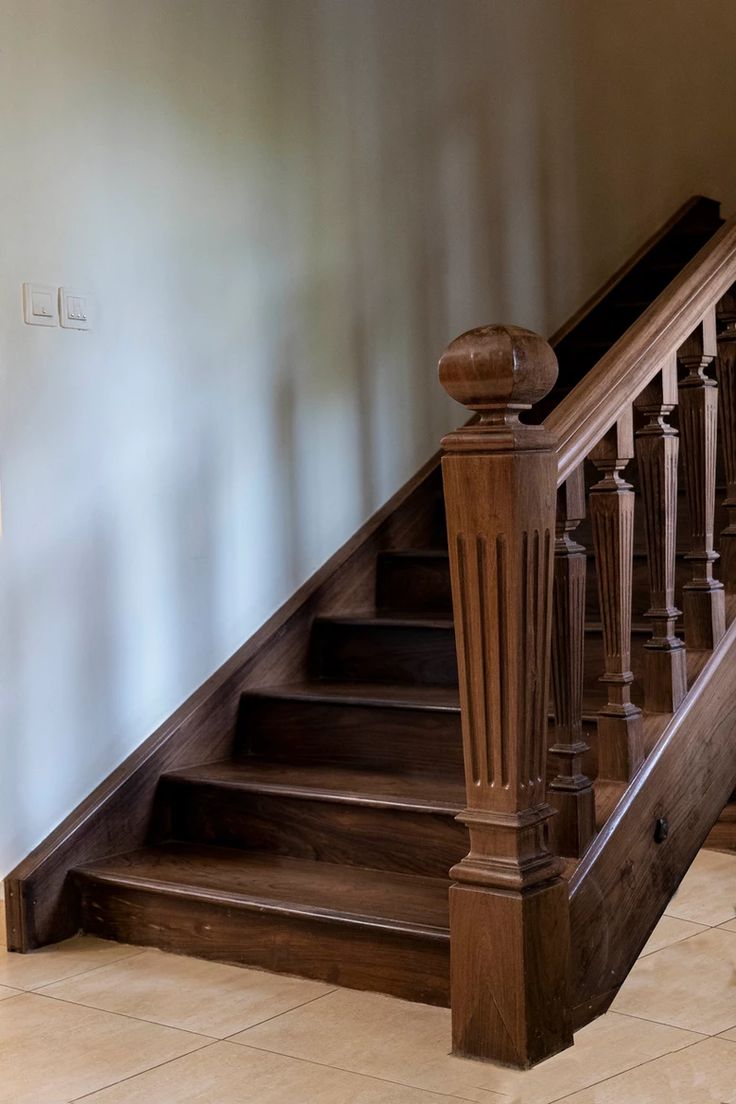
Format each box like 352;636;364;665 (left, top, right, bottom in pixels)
3;0;736;872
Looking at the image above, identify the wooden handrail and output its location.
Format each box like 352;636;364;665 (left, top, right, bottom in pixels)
437;204;736;1070
548;214;736;485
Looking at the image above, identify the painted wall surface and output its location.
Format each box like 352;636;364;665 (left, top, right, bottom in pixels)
1;0;736;873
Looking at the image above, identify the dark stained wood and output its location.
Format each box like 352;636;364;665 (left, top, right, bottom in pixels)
439;325;572;1067
634;355;687;712
238;682;463;776
4;453;445;951
6;196;732;1076
74;845;452;1006
157;761;467;877
588;413;644;781
716;287;736;590
549;467;596;858
549;213;736;484
312;615;457;686
678;310;726;649
569;612;736;1024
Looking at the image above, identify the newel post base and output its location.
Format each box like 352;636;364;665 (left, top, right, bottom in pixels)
439;325;572;1068
450;879;572;1068
449;807;572;1068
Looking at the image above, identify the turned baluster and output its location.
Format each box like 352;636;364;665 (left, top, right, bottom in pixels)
548;466;596;857
677;310;725;649
589;411;644;782
716;288;736;590
439;325;571;1068
634;355;687;713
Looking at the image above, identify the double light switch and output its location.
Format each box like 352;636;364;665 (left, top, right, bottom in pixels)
23;283;92;329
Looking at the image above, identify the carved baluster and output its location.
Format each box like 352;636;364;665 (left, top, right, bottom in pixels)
439;325;571;1068
589;411;644;782
717;288;736;590
548;466;596;857
634;355;687;713
678;310;725;649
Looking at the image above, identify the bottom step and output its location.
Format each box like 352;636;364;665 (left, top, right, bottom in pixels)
74;843;451;1006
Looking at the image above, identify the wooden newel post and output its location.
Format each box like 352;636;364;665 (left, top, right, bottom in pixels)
439;325;572;1069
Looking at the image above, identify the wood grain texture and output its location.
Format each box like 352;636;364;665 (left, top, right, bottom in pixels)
549;467;596;858
634;356;687;712
588;414;644;781
4;454;444;951
439;325;571;1067
716;288;736;589
678;311;726;649
549;213;736;484
569;611;736;1024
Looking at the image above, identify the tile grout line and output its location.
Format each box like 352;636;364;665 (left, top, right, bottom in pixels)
34;975;341;1039
223;1037;509;1102
3;944;149;994
611;1007;717;1036
220;986;340;1037
636;923;730;960
68;1039;222;1102
19;988;222;1041
544;1034;713;1104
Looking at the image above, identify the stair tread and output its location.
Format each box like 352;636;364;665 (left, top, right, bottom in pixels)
165;760;466;811
76;843;452;936
244;680;461;711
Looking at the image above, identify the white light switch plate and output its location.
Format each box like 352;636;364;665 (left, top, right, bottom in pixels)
22;283;57;326
59;287;92;330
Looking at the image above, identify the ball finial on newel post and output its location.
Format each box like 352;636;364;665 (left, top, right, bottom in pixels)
439;324;558;447
437;322;571;1068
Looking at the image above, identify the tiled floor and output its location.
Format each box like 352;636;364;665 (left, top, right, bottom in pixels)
0;848;734;1103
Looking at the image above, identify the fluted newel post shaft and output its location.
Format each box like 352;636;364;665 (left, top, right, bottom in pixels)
589;411;644;782
549;466;596;857
716;289;736;590
439;325;571;1069
634;356;687;713
678;310;725;649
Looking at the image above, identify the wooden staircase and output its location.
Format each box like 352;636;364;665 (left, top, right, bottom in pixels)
7;194;736;1070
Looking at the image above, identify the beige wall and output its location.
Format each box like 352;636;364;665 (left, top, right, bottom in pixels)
2;0;736;872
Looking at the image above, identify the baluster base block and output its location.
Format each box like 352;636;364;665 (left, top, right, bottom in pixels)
450;879;572;1068
643;642;687;713
596;708;644;782
683;583;726;650
548;782;596;859
719;532;736;592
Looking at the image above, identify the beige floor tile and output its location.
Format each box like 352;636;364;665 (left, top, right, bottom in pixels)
231;988;508;1101
639;915;707;957
73;1040;493;1103
718;1024;736;1040
230;987;697;1103
613;926;736;1034
499;1012;701;1104
41;947;335;1037
664;849;736;925
0;984;21;1001
721;918;736;933
0;934;142;990
551;1036;736;1102
0;991;209;1104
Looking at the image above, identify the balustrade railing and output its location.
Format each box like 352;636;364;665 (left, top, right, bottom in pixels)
439;213;736;1068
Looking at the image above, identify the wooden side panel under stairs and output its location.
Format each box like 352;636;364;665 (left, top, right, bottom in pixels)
6;193;736;1070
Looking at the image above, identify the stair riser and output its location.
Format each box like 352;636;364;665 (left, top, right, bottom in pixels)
238;695;463;775
77;878;450;1006
313;621;458;686
314;620;649;695
376;552;692;620
158;780;468;877
376;554;452;615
